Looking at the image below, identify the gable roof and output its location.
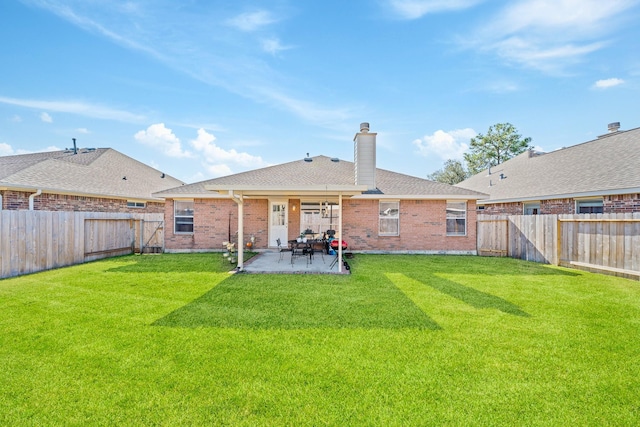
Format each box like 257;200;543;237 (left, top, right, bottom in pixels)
155;155;486;200
456;126;640;203
0;148;184;201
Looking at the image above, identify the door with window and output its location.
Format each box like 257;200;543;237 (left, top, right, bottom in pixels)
269;201;288;247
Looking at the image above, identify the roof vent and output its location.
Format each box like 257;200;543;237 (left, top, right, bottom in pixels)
304;152;313;162
608;122;620;133
360;122;370;133
331;157;339;162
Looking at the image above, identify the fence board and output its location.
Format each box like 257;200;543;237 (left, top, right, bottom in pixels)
0;210;162;279
478;213;640;278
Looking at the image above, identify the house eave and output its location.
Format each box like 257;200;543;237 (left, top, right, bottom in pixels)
477;187;640;205
204;184;368;197
353;193;488;200
1;183;164;202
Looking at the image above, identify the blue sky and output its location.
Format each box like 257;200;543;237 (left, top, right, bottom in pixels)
1;0;638;184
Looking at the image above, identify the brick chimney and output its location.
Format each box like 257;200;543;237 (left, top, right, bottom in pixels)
353;122;376;190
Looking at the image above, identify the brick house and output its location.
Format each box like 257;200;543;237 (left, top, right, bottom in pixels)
154;123;487;271
0;147;183;213
457;123;640;215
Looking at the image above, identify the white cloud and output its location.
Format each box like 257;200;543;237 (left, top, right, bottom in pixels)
468;0;636;72
75;127;90;134
412;128;476;160
0;96;145;122
134;123;193;158
0;142;14;156
387;0;484;19
0;142;54;156
227;10;277;32
40;112;53;123
23;3;354;131
261;38;293;56
10;115;22;122
189;128;270;177
593;78;624;89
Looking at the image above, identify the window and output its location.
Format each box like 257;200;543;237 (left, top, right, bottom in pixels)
174;200;194;233
523;202;540;215
127;201;146;208
300;201;339;237
446;201;466;236
576;198;603;214
379;201;399;236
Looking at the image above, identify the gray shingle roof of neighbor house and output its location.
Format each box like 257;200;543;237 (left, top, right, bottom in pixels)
0;148;184;201
154;155;488;199
456;125;640;203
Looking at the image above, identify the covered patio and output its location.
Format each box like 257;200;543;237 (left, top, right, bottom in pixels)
241;250;351;274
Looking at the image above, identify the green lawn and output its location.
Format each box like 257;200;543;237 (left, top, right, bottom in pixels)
1;254;639;426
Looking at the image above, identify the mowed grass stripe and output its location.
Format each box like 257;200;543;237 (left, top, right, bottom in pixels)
1;253;639;425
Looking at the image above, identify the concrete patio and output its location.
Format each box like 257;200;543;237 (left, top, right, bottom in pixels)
240;250;351;274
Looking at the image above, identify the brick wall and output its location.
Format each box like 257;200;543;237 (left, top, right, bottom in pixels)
479;202;523;215
479;193;640;215
343;199;477;252
0;190;164;213
164;198;270;251
604;193;640;213
164;197;477;253
540;198;574;214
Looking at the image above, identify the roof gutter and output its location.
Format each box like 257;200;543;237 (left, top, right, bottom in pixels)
29;189;42;210
477;186;640;205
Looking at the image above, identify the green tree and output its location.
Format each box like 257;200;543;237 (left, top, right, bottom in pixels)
427;159;469;185
463;123;532;175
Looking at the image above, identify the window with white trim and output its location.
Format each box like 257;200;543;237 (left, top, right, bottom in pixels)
446;201;466;236
576;198;603;214
174;200;194;233
127;201;146;208
379;201;399;236
523;202;540;215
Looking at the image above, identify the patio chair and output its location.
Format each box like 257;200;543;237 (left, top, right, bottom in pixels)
276;238;290;263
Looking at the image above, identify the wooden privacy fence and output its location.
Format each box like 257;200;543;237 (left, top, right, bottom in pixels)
0;211;163;279
477;213;640;279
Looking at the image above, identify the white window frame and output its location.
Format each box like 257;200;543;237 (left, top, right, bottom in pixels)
575;198;603;214
523;201;540;215
127;201;146;209
379;200;399;236
174;200;194;234
446;201;467;236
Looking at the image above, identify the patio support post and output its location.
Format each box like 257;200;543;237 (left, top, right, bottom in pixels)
338;193;343;273
230;190;244;271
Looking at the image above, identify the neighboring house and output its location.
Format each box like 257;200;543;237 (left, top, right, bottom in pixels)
457;123;640;215
154;123;487;270
0;147;184;213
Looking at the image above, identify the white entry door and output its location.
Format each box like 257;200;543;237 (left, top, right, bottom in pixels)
269;201;288;247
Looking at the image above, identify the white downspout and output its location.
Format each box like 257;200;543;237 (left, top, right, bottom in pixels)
29;189;42;210
229;190;244;271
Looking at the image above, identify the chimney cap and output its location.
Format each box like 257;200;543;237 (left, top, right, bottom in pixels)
359;122;370;133
608;122;621;132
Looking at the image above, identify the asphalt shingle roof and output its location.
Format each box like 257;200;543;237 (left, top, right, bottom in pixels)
155;155;486;198
0;148;184;200
456;127;640;202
